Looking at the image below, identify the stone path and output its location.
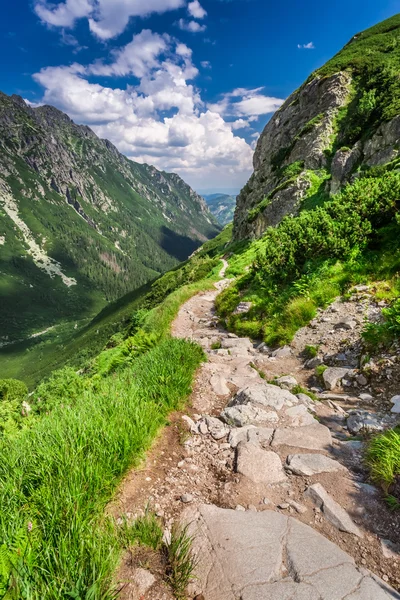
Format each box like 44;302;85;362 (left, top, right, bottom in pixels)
116;262;400;599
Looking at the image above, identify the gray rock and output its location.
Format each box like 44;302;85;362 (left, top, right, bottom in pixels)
305;356;323;369
275;375;298;390
132;568;156;596
228;425;256;448
359;393;374;402
247;427;274;447
334;317;357;330
380;538;400;560
287;453;347;476
296;393;317;412
210;374;230;396
391;400;400;414
181;493;194;503
323;367;354;390
272;423;332;451
347;410;384;434
288;500;307;514
236;442;287;484
183;504;395;600
221;404;279;427
229;382;298;412
305;483;363;537
198;420;208;435
233;302;253;315
271;345;292;358
356;374;368;386
181;415;197;433
204;416;230;440
285;404;316;426
221;337;253;351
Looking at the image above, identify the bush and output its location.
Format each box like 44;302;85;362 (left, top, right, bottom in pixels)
366;428;400;493
31;367;87;414
0;379;28;403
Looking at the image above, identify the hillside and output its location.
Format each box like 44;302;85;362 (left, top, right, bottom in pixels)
203;193;237;225
2;13;400;600
0;92;220;345
234;14;400;240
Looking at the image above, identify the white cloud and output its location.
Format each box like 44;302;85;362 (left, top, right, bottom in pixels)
200;60;211;68
297;42;315;49
230;118;250;130
176;19;206;32
34;0;186;39
188;0;207;19
208;87;284;118
32;30;254;189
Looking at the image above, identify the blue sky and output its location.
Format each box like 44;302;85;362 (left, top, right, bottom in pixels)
2;0;400;192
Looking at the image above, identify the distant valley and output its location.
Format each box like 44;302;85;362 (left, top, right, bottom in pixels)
203;193;237;225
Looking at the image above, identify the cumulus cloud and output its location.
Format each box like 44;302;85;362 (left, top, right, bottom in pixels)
33;29;255;188
297;41;315;49
208;87;284;118
188;0;207;19
176;19;206;32
34;0;185;39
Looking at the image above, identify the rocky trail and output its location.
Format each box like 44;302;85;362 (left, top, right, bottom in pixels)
115;262;400;599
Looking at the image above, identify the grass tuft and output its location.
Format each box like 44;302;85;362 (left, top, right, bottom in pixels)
165;524;198;600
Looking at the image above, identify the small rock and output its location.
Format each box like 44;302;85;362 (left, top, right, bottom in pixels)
275;375;298;390
235;504;246;511
356;374;368;386
228;425;255;448
359;393;374;402
181;494;194;504
334;317;357;331
133;568;156;596
278;503;289;509
198;421;209;435
271;345;292;358
380;539;400;560
288;500;307;514
182;415;197;433
305;357;323;369
233;302;253;315
205;416;229;440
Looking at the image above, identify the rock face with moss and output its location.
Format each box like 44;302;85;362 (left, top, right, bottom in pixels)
233;14;400;240
0;92;220;342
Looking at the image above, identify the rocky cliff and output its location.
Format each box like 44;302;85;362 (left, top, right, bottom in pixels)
0;92;220;342
233;14;400;240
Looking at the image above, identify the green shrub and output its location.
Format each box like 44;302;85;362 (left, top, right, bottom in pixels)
31;367;87;414
305;344;319;358
0;379;28;403
315;364;328;378
215;285;241;317
365;428;400;492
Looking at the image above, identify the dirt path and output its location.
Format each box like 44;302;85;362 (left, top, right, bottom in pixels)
114;264;400;599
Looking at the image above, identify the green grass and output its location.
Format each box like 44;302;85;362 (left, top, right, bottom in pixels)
166;524;197;600
0;337;204;598
365;428;400;494
119;511;164;551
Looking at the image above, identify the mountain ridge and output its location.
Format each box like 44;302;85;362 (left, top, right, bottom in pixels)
0;91;220;343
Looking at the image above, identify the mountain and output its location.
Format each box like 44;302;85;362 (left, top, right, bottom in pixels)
234;14;400;240
203;193;237;225
0;92;220;343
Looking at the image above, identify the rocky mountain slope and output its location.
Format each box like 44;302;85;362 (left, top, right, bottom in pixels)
203;193;237;225
0;92;220;342
234;14;400;240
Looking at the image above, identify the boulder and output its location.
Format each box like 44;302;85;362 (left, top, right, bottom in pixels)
229;382;298;412
285;404;316;427
210;374;230;396
305;356;323;369
236;442;287;484
346;410;384;434
287;453;347;476
323;367;353;390
305;483;363;537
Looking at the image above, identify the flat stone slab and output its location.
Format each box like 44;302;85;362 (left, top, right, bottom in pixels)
236;442;287;484
306;483;363;538
285;404;316;426
210;374;230;396
271;423;332;451
183;504;396;600
287;453;347;476
229;382;298;412
221;404;279;427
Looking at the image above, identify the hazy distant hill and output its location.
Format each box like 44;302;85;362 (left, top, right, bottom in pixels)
203;193;237;225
